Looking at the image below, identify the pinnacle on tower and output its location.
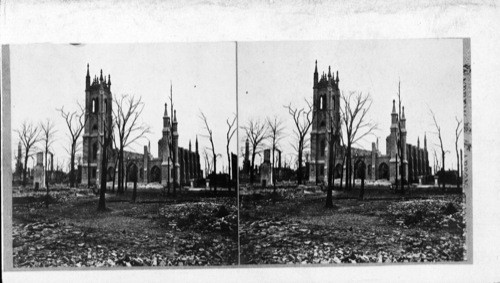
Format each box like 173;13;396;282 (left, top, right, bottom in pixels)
402;106;406;119
173;110;177;122
328;66;331;78
314;60;318;73
195;135;199;153
164;103;168;116
108;74;111;86
417;137;420;148
424;132;427;149
392;99;396;113
335;70;339;83
100;69;103;82
189;140;192;151
86;64;91;90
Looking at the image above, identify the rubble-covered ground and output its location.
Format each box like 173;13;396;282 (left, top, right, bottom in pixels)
12;186;237;268
239;188;466;265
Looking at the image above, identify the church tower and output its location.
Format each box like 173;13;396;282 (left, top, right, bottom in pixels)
309;61;341;183
387;100;408;183
82;64;113;185
161;103;172;185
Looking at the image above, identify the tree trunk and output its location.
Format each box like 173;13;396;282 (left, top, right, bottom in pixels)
213;155;217;193
272;145;277;204
132;178;137;203
227;146;231;192
358;166;365;200
23;154;29;187
325;132;335;208
45;150;49;208
456;148;460;190
297;140;303;185
70;143;76;188
111;157;118;193
441;152;445;190
118;147;125;194
250;151;256;184
98;135;108;211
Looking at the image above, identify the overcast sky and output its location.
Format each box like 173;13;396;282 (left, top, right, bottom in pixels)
238;39;464;170
10;43;237;173
10;39;464;173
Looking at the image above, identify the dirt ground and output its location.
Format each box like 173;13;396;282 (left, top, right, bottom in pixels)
12;186;238;268
239;187;466;265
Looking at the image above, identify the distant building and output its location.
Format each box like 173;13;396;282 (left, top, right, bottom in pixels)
81;64;202;186
13;141;23;181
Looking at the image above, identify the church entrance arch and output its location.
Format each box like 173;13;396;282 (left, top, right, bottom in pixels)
150;166;161;183
354;160;366;179
107;166;114;181
378;163;389;180
334;163;342;179
126;163;138;183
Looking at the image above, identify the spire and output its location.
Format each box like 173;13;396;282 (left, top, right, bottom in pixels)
196;135;199;153
313;60;318;88
85;64;90;90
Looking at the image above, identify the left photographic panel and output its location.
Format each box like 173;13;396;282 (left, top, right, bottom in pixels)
5;42;238;268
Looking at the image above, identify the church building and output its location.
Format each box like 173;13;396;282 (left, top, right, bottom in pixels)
81;64;202;187
308;61;432;184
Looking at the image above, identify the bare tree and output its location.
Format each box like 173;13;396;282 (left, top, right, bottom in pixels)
243;118;269;184
340;91;376;190
40;119;57;206
430;108;446;190
325;104;341;207
267;116;285;198
200;111;219;192
455;117;463;190
16;121;41;187
58;103;87;188
226;114;237;191
285;99;313;185
113;94;150;194
203;149;213;179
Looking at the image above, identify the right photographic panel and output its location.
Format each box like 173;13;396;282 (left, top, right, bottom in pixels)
238;39;470;265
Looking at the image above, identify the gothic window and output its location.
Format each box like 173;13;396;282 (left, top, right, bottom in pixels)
320;120;326;129
92;98;99;113
92;142;98;160
104;99;107;114
91;168;96;178
319;95;326;110
320;140;325;157
92;124;98;132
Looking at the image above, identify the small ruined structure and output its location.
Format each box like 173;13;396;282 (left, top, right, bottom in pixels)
33;152;45;190
259;149;272;187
